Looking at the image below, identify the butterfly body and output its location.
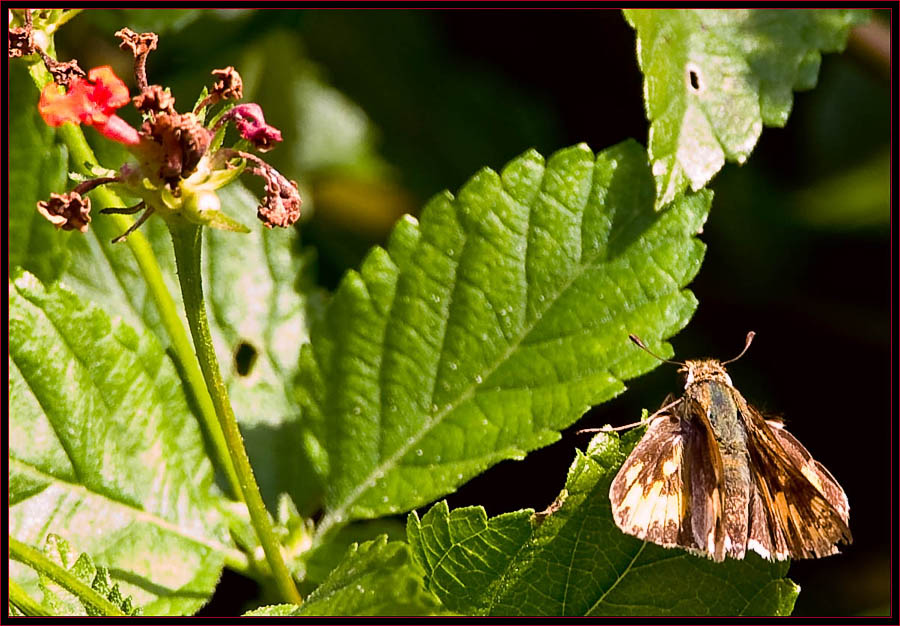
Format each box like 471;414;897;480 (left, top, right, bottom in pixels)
609;353;851;563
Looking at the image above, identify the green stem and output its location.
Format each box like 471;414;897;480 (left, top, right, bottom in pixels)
8;578;52;617
26;47;242;502
8;537;126;617
169;221;302;606
55;123;243;503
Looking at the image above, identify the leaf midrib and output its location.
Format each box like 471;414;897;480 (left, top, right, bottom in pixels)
317;163;585;536
318;160;689;536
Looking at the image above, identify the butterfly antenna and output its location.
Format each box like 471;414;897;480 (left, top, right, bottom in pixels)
628;334;684;366
721;331;756;365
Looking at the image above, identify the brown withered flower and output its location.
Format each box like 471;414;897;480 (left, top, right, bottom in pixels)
114;27;157;90
8;9;35;58
37;191;92;232
30;27;302;242
132;84;176;115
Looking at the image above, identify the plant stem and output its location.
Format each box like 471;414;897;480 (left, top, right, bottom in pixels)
8;578;53;617
56;123;243;503
169;221;302;606
8;537;126;617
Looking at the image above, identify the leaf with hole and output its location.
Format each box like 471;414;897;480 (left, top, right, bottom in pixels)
623;8;870;209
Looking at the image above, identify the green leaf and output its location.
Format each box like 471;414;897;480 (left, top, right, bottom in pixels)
408;431;799;616
299;518;407;589
9;271;231;615
8;63;70;283
35;177;322;513
245;536;445;616
300;140;710;534
35;535;140;616
624;8;870;209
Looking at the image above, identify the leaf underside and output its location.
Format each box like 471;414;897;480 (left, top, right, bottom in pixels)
298;140;711;535
9;271;228;616
407;431;799;616
624;8;870;209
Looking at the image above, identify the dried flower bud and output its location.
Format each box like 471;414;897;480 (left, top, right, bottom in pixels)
8;25;34;58
37;191;92;232
132;84;175;114
211;66;243;101
42;57;87;88
141;112;212;180
258;168;301;228
115;27;157;91
115;27;158;58
8;8;35;58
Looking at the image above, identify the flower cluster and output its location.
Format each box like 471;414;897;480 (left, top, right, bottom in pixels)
16;14;301;240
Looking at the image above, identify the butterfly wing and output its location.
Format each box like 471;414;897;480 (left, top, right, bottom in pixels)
737;395;852;560
609;398;727;560
766;419;850;525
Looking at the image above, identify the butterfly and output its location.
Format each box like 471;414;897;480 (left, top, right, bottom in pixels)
589;332;851;562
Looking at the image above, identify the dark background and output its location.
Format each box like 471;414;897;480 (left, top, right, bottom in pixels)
55;9;891;616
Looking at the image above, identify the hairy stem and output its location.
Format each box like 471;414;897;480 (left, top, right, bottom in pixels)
8;578;53;617
8;537;126;617
55;122;244;503
169;221;302;606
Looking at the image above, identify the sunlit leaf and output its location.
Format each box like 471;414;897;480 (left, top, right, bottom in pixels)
408;431;798;616
9;271;230;615
624;8;870;209
245;537;445;616
298;140;710;535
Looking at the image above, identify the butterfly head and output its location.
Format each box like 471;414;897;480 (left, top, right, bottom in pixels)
679;359;733;388
629;331;755;390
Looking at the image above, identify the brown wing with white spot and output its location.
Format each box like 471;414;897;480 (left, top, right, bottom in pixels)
766;419;850;525
609;398;727;561
738;396;852;560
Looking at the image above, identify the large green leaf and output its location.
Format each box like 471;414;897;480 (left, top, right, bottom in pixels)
298;140;710;535
8;63;70;284
245;537;445;616
9;271;231;615
624;8;869;209
407;431;799;616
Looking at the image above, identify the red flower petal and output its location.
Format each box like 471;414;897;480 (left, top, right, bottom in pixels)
97;114;141;145
38;66;136;143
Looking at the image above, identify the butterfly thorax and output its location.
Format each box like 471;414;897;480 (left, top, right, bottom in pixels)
681;359;746;454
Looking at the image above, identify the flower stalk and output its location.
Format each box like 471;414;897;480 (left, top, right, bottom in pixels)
55;122;244;504
170;221;302;606
14;14;305;604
